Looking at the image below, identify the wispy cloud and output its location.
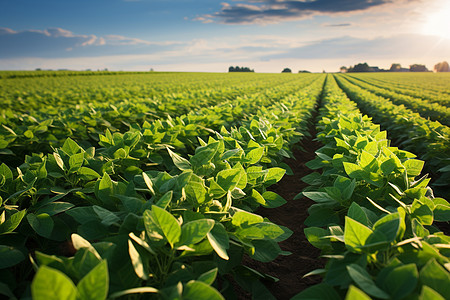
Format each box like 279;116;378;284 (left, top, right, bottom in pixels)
323;23;352;27
198;0;419;24
0;27;182;58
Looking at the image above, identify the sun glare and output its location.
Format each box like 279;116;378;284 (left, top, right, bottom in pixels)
422;2;450;39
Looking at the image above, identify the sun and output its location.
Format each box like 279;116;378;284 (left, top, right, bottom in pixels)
421;2;450;39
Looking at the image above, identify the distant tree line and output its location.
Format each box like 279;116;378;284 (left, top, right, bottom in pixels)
228;66;254;72
341;61;450;73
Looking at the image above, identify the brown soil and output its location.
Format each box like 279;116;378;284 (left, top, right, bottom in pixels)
239;124;326;299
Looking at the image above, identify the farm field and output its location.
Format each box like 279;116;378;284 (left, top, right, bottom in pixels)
0;71;449;299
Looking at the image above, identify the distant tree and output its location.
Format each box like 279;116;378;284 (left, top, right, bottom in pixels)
340;66;348;73
389;63;402;72
434;61;450;72
348;63;372;72
229;66;254;72
282;68;292;73
298;70;311;73
410;64;428;72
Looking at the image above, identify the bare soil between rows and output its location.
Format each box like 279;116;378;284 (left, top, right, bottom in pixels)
238;124;326;299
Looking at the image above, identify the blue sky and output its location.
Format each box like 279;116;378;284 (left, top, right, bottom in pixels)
1;0;449;72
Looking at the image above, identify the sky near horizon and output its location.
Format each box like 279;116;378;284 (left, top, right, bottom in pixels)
1;0;450;73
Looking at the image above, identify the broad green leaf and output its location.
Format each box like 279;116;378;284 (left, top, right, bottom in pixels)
31;266;78;300
348;203;370;226
93;206;120;226
304;227;332;250
420;259;450;299
151;205;181;248
261;191;286;208
190;142;219;167
167;148;191;171
434;198;450;222
62;138;82;156
412;199;433;225
404;159;424;177
185;181;207;205
419;286;445;300
265;167;285;184
177;219;214;247
197;268;218;285
245;146;264;164
78;167;101;180
36;202;74;216
156;190;173;209
384;264;418;299
128;240;148;280
0;245;25;268
231;210;263;227
71;233;101;260
77;260;109;300
343;162;365;179
182;280;224;300
302;191;336;204
344;217;372;252
345;285;372;300
251;239;285;263
346;264;389;299
216;168;242;192
95;173;114;206
69;152;85;172
380;158;397;175
207;223;229;260
0;209;26;234
27;213;54;238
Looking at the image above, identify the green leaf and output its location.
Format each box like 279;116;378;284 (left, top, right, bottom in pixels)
197;268;218;285
346;264;389;299
185;181;207;205
128;240;149;280
348;203;370;226
0;245;25;268
95;173;114;206
36;202;74;216
0;209;26;234
177;219;215;247
232;210;263;227
434;198;450;222
69;152;85;173
62;138;82;156
182;280;224;300
404;159;424;177
420;259;450;299
206;223;229;260
32;266;78;300
412;200;434;225
151;205;181;248
78;167;101;181
383;264;418;299
93;205;120;226
156;190;173;209
216;168;242;192
419;286;445;300
304;227;332;250
27;213;54;238
343;162;365;179
380;158;397;175
291;283;340;300
71;233;101;260
109;287;158;299
167;148;191;171
345;285;372;300
344;216;372;252
142;172;155;195
190;142;219;167
261;191;286;208
77;260;109;300
265;167;285;184
245;146;264;164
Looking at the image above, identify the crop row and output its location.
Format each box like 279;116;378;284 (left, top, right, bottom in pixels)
334;75;450;197
294;75;450;299
0;74;320;167
0;75;325;299
340;74;450;125
346;73;450;107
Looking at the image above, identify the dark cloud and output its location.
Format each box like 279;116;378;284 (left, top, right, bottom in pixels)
202;0;410;24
